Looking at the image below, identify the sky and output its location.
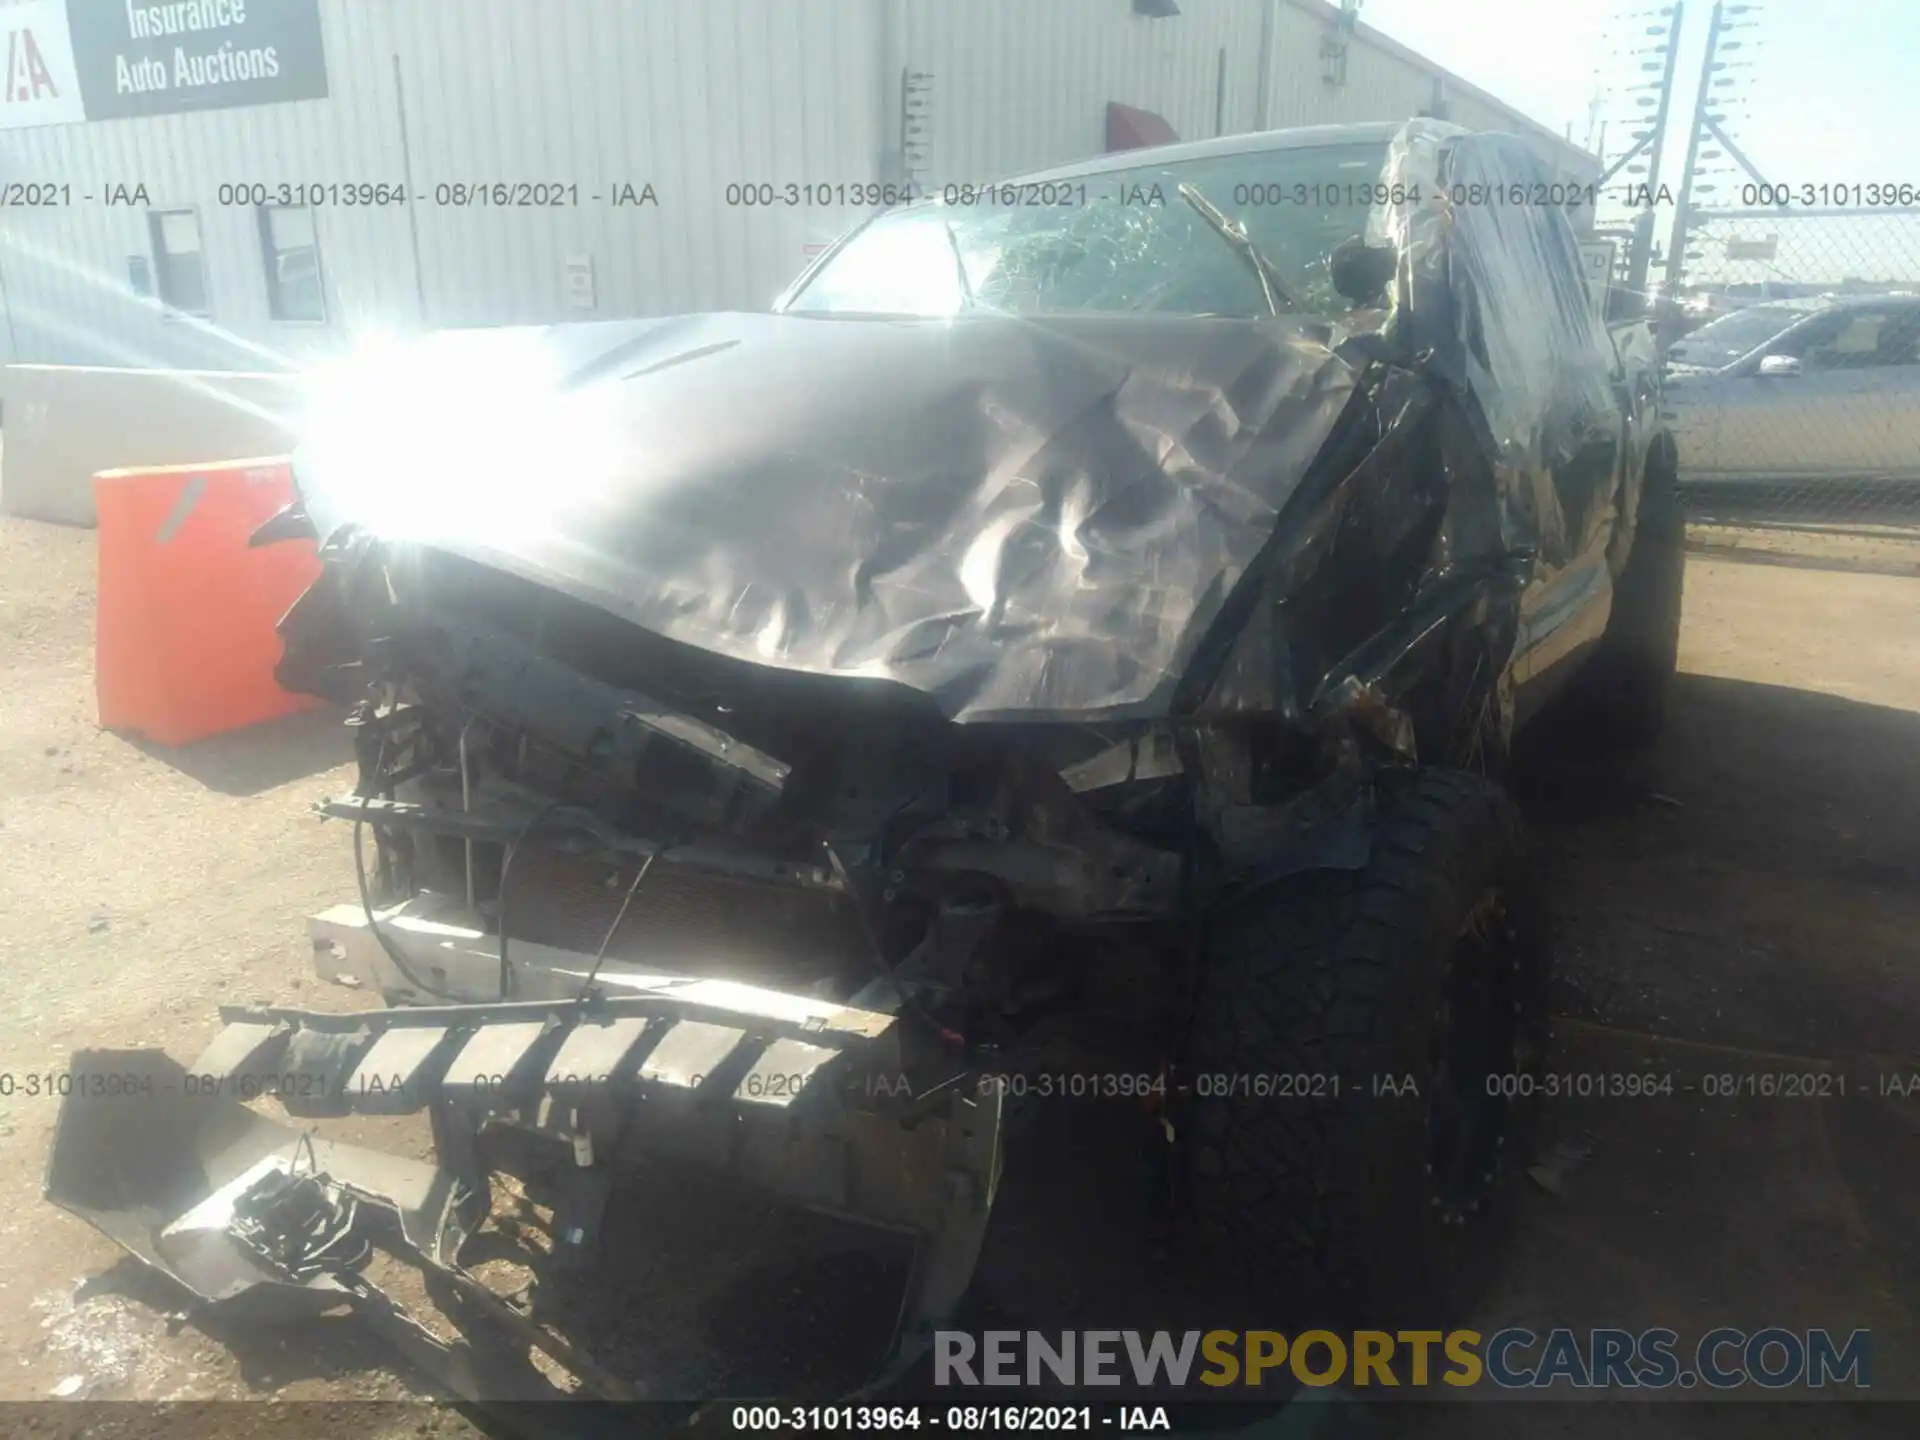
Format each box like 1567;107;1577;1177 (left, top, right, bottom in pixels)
1360;0;1915;183
1358;0;1920;282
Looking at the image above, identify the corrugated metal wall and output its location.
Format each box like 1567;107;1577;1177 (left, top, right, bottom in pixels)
0;0;1595;370
0;0;413;369
0;0;887;364
904;0;1268;183
388;0;886;328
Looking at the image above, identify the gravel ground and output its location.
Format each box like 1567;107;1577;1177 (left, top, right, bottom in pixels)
3;515;1918;1433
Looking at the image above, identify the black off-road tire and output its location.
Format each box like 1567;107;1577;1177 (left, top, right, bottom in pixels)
1577;440;1686;746
1184;769;1549;1320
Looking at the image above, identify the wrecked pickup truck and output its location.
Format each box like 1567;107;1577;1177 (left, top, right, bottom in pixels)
47;119;1679;1405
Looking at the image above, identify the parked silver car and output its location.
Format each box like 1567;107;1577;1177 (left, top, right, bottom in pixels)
1663;293;1920;485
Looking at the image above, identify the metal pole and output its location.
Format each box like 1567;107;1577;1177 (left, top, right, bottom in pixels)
1703;114;1771;190
393;55;430;330
1254;0;1277;129
0;244;17;362
879;0;907;182
1665;0;1727;297
1625;1;1685;302
1214;46;1227;137
0;154;18;360
1597;130;1652;188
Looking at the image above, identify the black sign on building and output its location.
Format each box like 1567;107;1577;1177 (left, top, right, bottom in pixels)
64;0;327;121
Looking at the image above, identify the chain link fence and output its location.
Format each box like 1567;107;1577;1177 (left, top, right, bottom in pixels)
1661;207;1920;569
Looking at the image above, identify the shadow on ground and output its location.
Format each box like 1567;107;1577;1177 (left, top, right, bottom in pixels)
73;1255;412;1395
122;703;349;796
1516;671;1920;1056
1405;666;1920;1434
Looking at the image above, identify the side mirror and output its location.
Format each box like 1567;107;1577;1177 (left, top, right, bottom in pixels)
1757;354;1802;378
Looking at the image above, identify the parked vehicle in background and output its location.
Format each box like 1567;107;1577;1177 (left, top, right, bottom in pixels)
1664;293;1920;486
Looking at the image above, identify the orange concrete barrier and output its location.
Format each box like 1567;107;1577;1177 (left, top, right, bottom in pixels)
94;457;323;747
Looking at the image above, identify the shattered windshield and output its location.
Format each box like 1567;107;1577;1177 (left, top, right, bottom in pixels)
783;143;1396;321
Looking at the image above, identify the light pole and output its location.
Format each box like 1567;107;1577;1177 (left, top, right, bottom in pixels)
1624;3;1686;304
1665;0;1736;297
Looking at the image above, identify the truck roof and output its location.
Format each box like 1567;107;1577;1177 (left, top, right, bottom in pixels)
1002;122;1408;187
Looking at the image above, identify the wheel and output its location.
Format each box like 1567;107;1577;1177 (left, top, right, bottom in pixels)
1183;769;1548;1319
1576;439;1686;745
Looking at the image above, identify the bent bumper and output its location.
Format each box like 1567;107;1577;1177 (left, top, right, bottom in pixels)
44;980;1001;1408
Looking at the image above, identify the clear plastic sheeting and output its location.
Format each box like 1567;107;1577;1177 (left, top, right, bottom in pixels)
287;118;1636;735
1377;119;1628;570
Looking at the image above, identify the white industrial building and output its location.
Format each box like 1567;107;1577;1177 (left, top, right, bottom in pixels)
0;0;1598;371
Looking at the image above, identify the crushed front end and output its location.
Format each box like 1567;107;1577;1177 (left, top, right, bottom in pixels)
45;118;1642;1408
46;525;1215;1407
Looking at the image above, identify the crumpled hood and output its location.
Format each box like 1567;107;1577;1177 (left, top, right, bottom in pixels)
292;311;1358;721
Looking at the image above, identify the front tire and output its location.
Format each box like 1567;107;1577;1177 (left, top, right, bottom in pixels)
1184;769;1548;1319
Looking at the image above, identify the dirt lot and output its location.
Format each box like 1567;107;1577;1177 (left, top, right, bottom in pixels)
2;514;1919;1434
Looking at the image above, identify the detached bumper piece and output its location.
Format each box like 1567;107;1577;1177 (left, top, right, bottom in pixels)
44;987;1001;1412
